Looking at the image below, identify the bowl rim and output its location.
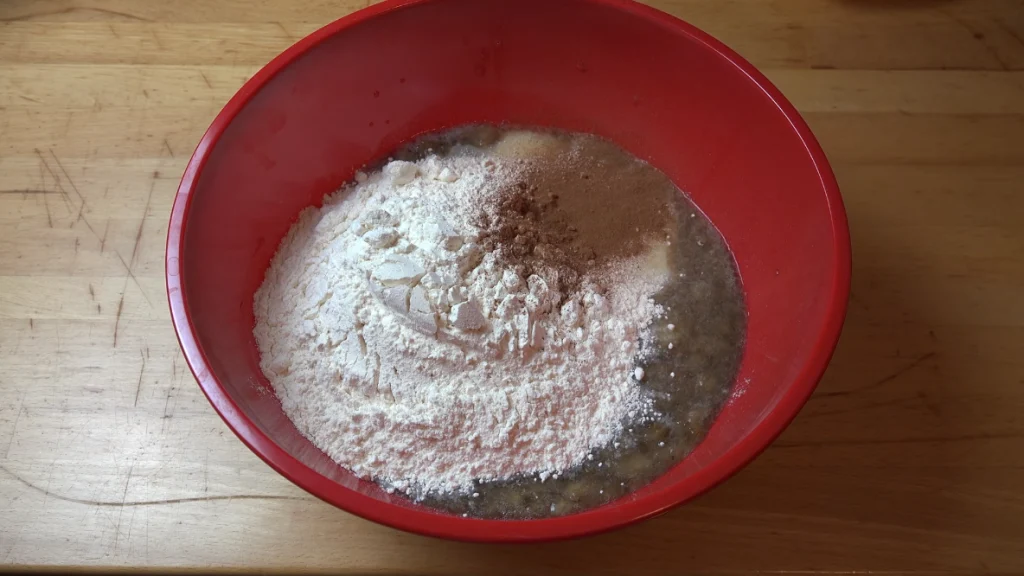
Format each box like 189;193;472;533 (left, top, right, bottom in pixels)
165;0;851;542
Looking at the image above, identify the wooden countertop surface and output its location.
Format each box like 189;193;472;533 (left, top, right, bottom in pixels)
2;0;1023;572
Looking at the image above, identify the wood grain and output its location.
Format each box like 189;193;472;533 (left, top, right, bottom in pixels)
1;0;1023;572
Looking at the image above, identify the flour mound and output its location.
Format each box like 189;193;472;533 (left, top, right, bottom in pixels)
254;147;666;496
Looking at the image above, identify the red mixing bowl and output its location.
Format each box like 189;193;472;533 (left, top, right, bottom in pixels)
166;0;850;541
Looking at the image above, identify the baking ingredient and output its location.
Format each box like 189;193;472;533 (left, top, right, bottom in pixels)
255;127;746;518
253;129;670;497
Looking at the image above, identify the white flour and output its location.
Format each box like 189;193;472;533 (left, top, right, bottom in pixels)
254;145;666;496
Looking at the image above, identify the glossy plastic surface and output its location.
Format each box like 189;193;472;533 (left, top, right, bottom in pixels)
166;0;850;542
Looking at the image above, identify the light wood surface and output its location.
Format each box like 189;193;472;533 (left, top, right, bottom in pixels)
2;0;1023;572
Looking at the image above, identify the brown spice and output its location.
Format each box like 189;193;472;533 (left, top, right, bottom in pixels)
476;179;583;299
477;132;677;301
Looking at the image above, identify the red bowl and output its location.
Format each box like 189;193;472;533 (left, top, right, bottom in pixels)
166;0;850;542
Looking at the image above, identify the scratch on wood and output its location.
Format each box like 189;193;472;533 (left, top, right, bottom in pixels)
815;352;936;399
108;23;120;39
0;189;57;195
48;149;89;224
0;7;151;22
803;395;920;420
41;455;58;508
163;138;174;158
162;385;173;419
115;251;150;306
130;180;155;269
89;284;95;300
0;465;304;507
108;182;155;314
134;353;146;407
28;318;33;330
113;293;125;347
995;19;1024;50
199;71;213;89
35;161;48;205
74;237;80;254
774;431;1024;449
916;390;943;418
113;460;136;553
100;220;109;252
42;187;53;227
122;462;135;504
124;506;138;556
17;95;42;104
274;21;294;42
35;149;72;212
4;403;24;458
939;9;1010;70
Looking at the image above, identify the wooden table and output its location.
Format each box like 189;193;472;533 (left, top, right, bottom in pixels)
2;0;1023;572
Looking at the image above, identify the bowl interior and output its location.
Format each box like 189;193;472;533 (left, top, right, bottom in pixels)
170;0;847;540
